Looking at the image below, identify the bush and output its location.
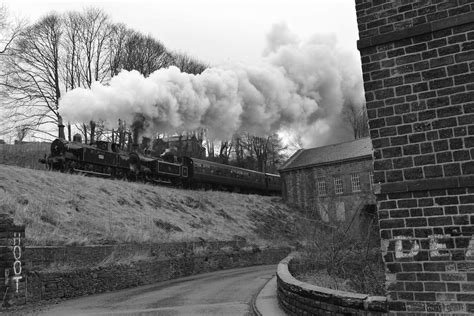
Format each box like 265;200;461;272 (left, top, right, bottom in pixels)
295;212;386;296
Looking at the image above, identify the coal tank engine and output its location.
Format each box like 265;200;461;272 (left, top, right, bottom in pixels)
41;134;281;195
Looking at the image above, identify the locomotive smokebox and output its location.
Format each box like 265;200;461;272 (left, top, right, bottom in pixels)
58;115;65;139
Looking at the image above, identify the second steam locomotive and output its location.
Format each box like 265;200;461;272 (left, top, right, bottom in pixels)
41;134;281;195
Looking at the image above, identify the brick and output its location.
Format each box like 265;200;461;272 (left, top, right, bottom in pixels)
454;150;471;161
406;217;427;227
374;159;393;170
420;142;434;153
386;116;403;126
382;146;402;158
447;62;469;75
397;124;413;135
391;135;408;146
432;117;457;129
434;196;459;205
409;133;426;143
422;68;447;80
387;170;403;182
455;73;474;85
424;282;446;292
414;154;435;166
438;44;460;56
390;209;410;218
457;294;474;301
380;219;405;229
439;128;454;139
447;283;461;292
423;262;446;272
428;216;453;226
414;292;436;301
404;167;423;180
451;92;474;104
449;138;463;150
424;165;443;178
403;144;420;155
398;199;417;208
393;157;413;168
462;161;474;174
418;110;436;121
458;113;474;125
443;163;461;176
426;97;450;108
455;51;474;63
403;113;417;124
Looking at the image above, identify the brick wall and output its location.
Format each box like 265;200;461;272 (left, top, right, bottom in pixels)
0;214;26;307
277;253;387;315
356;1;474;314
281;158;375;228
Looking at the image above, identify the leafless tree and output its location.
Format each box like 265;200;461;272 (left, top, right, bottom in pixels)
218;140;233;164
108;23;128;76
109;25;173;77
0;4;25;54
246;134;286;173
286;133;304;153
71;8;113;143
171;52;207;74
63;11;82;92
15;124;29;142
233;135;247;167
0;13;62;138
343;102;369;139
75;8;112;87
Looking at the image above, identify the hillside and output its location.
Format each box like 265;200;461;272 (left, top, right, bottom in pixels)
0;142;50;170
0;164;303;247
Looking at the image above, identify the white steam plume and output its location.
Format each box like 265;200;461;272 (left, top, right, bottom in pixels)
60;23;364;147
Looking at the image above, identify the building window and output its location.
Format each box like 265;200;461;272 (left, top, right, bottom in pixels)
351;173;361;192
369;172;374;190
334;176;343;195
316;176;327;196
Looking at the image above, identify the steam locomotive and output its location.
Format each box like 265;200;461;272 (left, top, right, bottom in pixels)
40;135;281;195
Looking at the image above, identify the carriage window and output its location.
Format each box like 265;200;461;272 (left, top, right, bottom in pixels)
182;167;188;177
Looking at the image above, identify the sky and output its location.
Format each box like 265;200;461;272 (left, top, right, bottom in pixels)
2;0;364;147
5;0;360;65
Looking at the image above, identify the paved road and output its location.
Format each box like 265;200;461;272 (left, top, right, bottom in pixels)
30;265;277;316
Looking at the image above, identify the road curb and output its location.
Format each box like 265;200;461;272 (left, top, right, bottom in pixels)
250;274;275;316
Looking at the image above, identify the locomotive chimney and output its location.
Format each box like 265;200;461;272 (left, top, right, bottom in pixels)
58;115;65;139
132;128;139;151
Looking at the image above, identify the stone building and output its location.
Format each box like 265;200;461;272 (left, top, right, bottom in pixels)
356;1;474;314
279;137;376;231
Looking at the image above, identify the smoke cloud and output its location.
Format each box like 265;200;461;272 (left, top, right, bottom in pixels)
60;23;364;147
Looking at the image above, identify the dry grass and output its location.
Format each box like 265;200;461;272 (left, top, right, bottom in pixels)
0;142;50;170
0;164;300;247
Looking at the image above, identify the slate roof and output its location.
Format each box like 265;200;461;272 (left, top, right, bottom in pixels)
279;137;373;172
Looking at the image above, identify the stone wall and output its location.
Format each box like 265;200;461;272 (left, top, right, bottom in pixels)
356;1;474;314
26;247;289;302
277;253;387;315
27;240;247;270
0;214;26;307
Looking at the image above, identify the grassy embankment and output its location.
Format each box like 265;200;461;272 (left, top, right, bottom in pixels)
0;143;302;246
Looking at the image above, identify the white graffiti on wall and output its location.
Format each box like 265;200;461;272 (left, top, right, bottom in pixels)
12;232;22;293
395;236;420;259
395;234;474;260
